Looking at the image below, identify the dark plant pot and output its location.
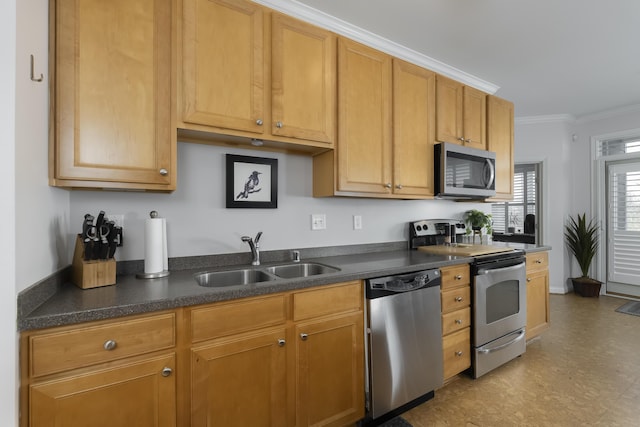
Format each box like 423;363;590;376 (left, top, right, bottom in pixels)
571;277;602;297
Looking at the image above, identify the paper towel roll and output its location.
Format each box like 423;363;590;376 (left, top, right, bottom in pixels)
144;217;167;274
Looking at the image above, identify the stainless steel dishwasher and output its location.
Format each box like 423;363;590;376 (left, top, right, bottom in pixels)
365;268;443;424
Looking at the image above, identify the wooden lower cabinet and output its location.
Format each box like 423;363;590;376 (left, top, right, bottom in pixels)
21;283;365;427
190;328;288;427
440;264;472;381
186;281;365;427
29;353;176;427
21;311;178;427
526;251;550;340
294;313;364;427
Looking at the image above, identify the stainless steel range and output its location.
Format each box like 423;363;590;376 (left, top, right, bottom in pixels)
471;251;526;378
409;219;527;378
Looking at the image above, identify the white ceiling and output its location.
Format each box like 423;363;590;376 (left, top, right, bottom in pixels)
277;0;640;119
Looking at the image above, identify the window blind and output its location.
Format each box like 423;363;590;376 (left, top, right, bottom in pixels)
491;164;537;234
607;162;640;285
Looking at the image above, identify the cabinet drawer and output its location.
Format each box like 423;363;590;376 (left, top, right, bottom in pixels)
30;312;176;377
441;286;471;313
293;281;362;321
442;327;471;379
190;294;287;343
526;251;549;273
442;307;471;335
440;264;470;290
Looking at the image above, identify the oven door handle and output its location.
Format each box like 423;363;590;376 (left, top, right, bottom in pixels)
477;262;525;275
478;329;525;354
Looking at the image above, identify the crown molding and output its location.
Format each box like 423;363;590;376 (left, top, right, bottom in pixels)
576;103;640;124
515;115;576;125
253;0;500;94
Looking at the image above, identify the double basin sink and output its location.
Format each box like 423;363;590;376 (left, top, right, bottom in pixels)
194;262;340;287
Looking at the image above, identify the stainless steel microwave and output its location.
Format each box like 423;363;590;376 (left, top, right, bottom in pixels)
434;142;496;199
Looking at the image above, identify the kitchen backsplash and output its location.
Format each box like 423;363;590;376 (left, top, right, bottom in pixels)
69;142;488;263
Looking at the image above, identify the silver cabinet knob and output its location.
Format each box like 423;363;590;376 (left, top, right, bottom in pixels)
396;184;403;189
535;259;542;264
300;333;308;341
103;340;117;351
455;319;463;324
159;168;168;176
275;121;283;128
455;351;464;357
278;339;286;347
458;137;465;142
455;275;462;280
455;296;463;302
384;183;392;189
161;367;172;377
527;278;532;282
256;119;263;126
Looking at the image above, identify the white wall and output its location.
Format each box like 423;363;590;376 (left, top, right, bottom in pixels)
15;0;70;294
70;142;487;261
2;0;18;423
514;118;574;293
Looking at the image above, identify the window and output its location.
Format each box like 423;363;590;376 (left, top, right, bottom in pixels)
491;163;539;243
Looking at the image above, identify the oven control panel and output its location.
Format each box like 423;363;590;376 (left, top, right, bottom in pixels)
410;219;466;237
409;219;466;249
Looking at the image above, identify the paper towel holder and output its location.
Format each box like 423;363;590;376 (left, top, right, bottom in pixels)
136;210;171;279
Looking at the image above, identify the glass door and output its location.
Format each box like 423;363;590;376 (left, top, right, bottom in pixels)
606;160;640;297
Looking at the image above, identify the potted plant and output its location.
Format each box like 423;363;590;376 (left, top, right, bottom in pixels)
564;213;601;297
464;209;492;244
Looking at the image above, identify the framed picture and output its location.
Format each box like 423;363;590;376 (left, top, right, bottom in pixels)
226;154;278;208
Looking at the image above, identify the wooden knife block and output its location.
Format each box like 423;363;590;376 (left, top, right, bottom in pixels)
71;235;116;289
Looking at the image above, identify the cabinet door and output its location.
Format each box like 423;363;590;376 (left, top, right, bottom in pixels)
295;313;365;427
337;38;392;194
52;0;174;190
393;59;436;197
436;75;464;145
272;14;336;144
462;86;487;150
526;269;550;340
487;95;515;200
29;353;176;427
190;328;287;427
182;0;265;134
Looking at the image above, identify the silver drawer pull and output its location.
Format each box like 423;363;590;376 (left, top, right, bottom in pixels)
300;333;308;341
161;367;172;377
455;319;463;324
455;275;462;280
103;340;117;351
535;259;542;264
455;296;463;302
527;278;532;282
278;339;286;347
455;351;463;357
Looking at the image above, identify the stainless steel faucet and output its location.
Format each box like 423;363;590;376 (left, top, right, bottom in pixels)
241;232;263;265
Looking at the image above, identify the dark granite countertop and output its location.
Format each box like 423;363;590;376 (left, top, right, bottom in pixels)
18;242;551;331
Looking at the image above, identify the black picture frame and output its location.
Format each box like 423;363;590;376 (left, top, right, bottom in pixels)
226;154;278;208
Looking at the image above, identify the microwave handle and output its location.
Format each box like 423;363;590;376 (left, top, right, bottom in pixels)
484;159;495;189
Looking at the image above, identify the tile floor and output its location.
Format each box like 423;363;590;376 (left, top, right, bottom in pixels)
402;293;640;427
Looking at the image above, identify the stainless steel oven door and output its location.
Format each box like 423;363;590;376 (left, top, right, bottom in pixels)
473;262;526;346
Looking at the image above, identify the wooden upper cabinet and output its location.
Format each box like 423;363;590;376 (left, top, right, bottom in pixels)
181;0;265;134
393;59;436;197
336;38;393;194
487;95;515;200
271;13;336;144
436;75;487;150
51;0;175;190
181;0;336;148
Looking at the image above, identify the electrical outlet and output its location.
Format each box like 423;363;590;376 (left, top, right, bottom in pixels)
353;215;362;230
311;214;326;230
